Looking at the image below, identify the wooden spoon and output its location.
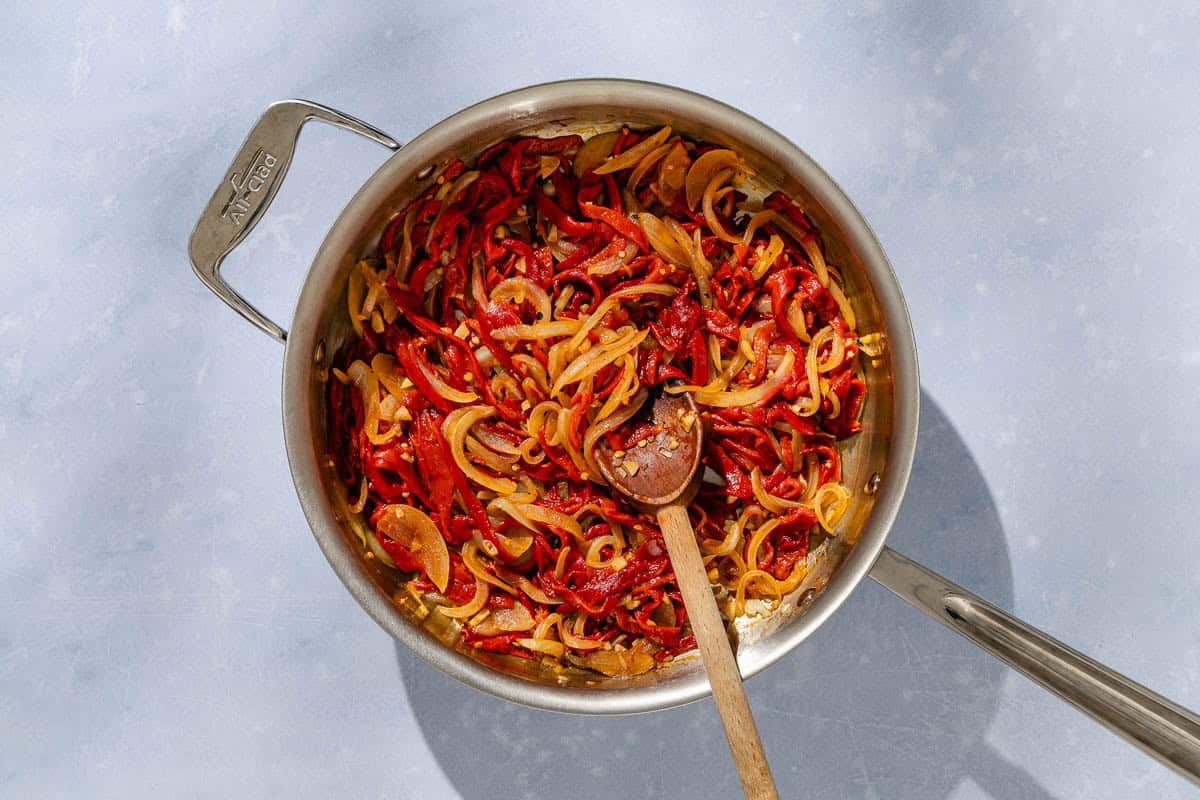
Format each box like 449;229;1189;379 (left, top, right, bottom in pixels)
595;389;779;800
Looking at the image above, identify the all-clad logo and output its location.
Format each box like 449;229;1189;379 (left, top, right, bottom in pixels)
220;148;278;226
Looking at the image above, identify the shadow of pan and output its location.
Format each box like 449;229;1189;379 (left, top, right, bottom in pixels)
396;390;1058;799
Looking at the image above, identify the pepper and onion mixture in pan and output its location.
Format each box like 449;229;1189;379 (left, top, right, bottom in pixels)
326;125;873;678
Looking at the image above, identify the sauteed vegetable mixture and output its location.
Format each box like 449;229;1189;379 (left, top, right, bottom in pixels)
326;126;869;677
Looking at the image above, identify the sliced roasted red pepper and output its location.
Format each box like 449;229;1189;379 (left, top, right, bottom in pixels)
649;283;700;353
688;329;709;385
706;442;753;499
578;202;648;250
392;338;454;414
533;186;595;238
701;307;740;342
412;411;457;529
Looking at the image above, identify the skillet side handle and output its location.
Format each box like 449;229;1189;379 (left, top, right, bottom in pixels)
187;100;401;343
870;546;1200;786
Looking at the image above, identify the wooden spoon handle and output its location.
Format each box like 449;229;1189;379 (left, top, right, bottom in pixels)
656;502;779;800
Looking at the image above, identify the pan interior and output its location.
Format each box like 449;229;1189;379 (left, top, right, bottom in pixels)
284;80;915;712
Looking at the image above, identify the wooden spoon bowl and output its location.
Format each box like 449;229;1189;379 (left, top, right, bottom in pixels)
594;388;779;800
594;389;703;507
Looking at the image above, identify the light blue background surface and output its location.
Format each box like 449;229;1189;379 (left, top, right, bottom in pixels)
3;2;1199;797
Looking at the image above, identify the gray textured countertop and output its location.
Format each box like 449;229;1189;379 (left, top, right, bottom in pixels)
3;2;1199;798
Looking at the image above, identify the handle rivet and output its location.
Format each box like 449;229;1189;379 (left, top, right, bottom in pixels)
864;472;881;496
313;338;326;363
416;163;436;180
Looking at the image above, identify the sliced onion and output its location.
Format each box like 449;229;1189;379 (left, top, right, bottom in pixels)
359;261;395;324
551;328;647;397
751;234;785;281
442;407;517;494
559;614;603;651
438;577;488;619
802;454;821;502
750;468;804;514
685;148;740;209
627;143;672;190
694;350;795;408
472;602;535;636
583;649;655;677
516;638;565;658
582;239;637;277
666;352;748;395
489;497;585;543
512;354;550;394
462;539;521;592
793;328;827;416
548;238;578;262
637;212;692;267
797;233;831;287
396;204;419;282
473;426;521;456
653;140;691;204
593;126;672;175
566;283;676;355
491;277;552;322
512;574;562;605
684;228;716;313
527;400;565;444
466;435;519;472
737;319;774;364
825;276;857;331
553;284;575;315
522;504;585;542
413;352;478;404
784;296;813;344
377;504;451;592
346;360;396;445
595;353;638;421
702;169;740;243
533;612;563;640
812;482;851;533
425;170;479;249
470;252;490;308
489;373;523;406
369;353;411;399
815;326;846;373
517;436;546;465
734;570;781;617
824;379;842;419
499;529;535;560
701;506;762;557
745;517;782;570
573;131;620;177
491;320;582;341
362;526;396;567
740;210;778;245
546;339;573;384
554;548;570;579
585;534;623;568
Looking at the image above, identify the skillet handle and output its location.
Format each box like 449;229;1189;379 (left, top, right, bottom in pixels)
870;545;1200;785
188;100;400;343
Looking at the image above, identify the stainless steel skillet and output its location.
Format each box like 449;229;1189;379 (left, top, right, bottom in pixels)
188;79;1200;784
